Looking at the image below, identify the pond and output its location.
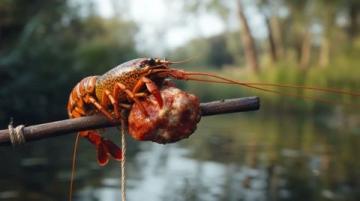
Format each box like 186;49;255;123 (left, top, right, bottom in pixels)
0;111;359;201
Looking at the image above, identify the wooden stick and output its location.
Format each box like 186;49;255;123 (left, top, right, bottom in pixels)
0;96;260;146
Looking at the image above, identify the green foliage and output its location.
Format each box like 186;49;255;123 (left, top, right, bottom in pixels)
0;1;138;127
168;34;237;68
167;37;212;68
73;17;138;74
170;0;360;114
1;0;359;126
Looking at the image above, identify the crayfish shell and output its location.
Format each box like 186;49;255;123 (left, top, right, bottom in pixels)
128;86;201;144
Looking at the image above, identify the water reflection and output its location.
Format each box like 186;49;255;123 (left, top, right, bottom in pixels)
0;113;359;201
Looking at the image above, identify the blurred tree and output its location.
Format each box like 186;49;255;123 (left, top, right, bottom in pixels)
72;16;138;74
257;0;284;63
346;0;360;42
177;0;359;73
284;0;312;69
168;34;234;68
0;0;138;127
237;0;259;72
315;0;341;67
208;35;234;67
183;0;259;72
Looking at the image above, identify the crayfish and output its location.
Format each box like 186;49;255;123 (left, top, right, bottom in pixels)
67;58;205;165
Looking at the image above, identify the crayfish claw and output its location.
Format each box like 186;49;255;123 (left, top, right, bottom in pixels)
96;143;109;166
102;139;123;161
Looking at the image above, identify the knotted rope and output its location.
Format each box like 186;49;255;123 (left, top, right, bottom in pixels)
8;121;26;146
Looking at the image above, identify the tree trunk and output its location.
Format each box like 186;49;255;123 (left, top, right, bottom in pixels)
318;8;335;68
271;15;284;59
319;36;330;67
237;0;259;72
265;17;277;63
261;0;284;63
348;1;359;41
300;30;311;69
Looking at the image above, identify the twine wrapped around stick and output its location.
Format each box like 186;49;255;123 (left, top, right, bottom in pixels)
8;123;26;146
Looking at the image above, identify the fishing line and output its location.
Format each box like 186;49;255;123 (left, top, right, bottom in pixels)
69;133;80;201
120;116;127;201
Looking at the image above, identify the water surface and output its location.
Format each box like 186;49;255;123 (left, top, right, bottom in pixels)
0;112;359;201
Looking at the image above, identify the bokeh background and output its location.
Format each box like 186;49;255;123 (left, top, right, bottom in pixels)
0;0;359;200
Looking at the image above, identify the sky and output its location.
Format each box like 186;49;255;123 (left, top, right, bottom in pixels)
94;0;267;56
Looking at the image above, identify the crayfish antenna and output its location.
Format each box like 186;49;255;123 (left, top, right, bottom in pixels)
167;56;198;64
165;69;359;106
182;71;360;97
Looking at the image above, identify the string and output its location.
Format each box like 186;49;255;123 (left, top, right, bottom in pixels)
69;133;80;201
120;116;127;201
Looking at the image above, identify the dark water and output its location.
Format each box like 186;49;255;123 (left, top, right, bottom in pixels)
0;112;359;201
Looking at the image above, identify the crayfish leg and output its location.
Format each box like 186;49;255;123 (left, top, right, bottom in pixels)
97;143;110;166
87;96;114;121
101;89;118;117
133;76;163;108
113;82;149;116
